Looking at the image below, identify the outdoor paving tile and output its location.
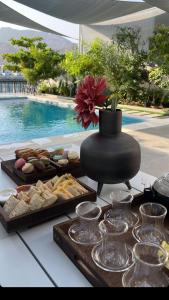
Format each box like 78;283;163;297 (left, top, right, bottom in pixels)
31;137;53;144
151;114;164;117
140;146;169;177
125;111;143;114
132;112;151;116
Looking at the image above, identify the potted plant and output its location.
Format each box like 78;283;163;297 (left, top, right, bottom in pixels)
75;75;141;195
74;75;120;131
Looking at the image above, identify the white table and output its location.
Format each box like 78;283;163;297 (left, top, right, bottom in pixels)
0;145;157;287
0;169;54;287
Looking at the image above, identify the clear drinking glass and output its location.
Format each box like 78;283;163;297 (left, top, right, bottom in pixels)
91;219;134;272
122;242;169;287
132;202;168;245
104;190;139;228
68;201;102;245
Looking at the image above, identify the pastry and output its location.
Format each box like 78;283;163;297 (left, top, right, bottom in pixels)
59;187;74;198
28;186;41;198
58;159;69;166
36;180;44;188
66;186;81;197
52;154;64;161
3;173;89;219
22;163;34;173
36;150;50;158
27;158;39;164
3;195;20;215
68;151;79;161
15;148;31;158
29;193;45;211
62;151;68;159
15;148;50;160
9;200;30;218
17;191;30;203
40;157;50;166
33;160;46;171
73;181;88;194
27;156;37;161
19;150;36;160
15;158;26;170
36;180;46;192
42;191;57;207
52;174;71;190
53;189;70;200
44;181;53;191
51;175;59;185
51;148;64;156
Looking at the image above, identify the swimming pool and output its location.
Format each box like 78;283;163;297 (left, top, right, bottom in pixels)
0;99;144;144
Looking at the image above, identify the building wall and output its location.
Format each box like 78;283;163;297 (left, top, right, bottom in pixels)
80;12;169;51
80;17;155;51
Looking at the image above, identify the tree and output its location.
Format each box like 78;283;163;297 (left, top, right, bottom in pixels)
61;39;105;78
149;25;169;73
116;27;144;55
114;27;148;102
2;37;64;84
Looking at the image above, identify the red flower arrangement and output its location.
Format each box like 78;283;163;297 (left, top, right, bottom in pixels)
75;75;107;129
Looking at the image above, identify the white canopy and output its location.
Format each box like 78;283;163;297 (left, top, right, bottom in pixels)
80;6;169;47
0;0;65;36
94;7;165;26
14;0;151;24
145;1;169;14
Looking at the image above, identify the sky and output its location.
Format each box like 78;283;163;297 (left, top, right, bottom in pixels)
0;0;79;42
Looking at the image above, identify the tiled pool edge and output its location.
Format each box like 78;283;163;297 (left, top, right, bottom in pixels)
28;95;169;131
28;95;75;109
1;95;169;158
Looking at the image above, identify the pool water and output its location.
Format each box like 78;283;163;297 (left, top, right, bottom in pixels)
0;99;144;144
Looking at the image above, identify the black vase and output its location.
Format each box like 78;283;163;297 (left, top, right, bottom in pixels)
80;109;141;195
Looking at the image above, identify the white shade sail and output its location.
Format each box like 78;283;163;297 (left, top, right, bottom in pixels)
80;6;169;48
145;1;169;14
95;7;165;25
14;0;151;24
0;1;65;36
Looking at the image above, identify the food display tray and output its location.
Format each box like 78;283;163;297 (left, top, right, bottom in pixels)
0;180;96;233
53;192;169;287
1;159;85;185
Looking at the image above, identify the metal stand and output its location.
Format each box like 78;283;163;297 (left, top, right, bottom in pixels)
125;180;132;190
97;180;132;195
97;182;103;196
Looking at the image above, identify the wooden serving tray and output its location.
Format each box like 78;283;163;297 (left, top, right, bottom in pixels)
53;192;169;287
0;180;96;233
1;159;85;185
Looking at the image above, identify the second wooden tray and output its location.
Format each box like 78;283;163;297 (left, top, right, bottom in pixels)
53;192;169;287
1;159;85;185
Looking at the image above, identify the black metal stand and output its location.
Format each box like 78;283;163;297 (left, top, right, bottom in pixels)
97;180;132;195
125;180;132;190
97;182;103;196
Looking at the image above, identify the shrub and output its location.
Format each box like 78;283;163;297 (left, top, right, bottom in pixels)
37;77;77;97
